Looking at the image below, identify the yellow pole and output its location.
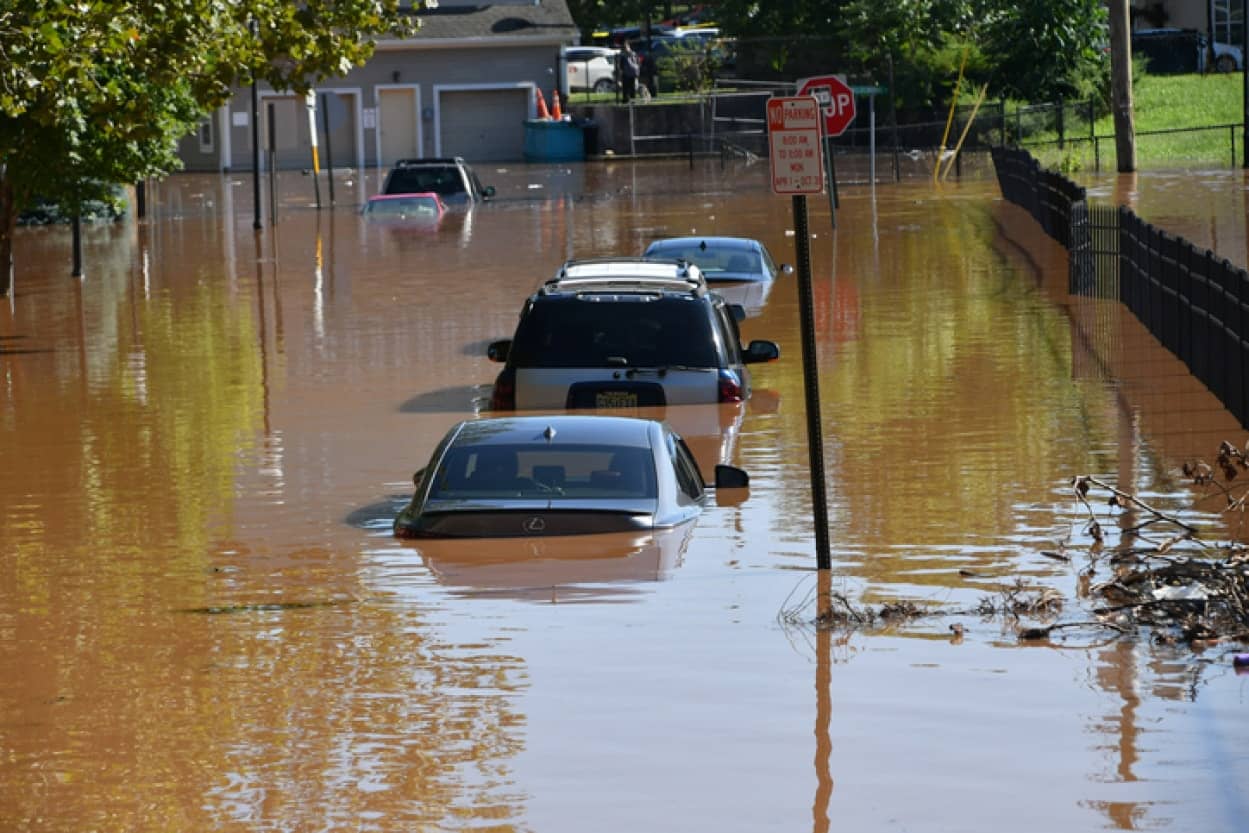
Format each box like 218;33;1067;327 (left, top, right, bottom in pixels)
940;83;989;181
934;46;969;183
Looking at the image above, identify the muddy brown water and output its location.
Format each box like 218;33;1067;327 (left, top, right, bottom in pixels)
2;159;1247;832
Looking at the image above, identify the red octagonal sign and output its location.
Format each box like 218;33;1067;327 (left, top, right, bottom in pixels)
796;75;857;137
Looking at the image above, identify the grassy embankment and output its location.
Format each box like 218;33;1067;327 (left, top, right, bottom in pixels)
1027;72;1244;171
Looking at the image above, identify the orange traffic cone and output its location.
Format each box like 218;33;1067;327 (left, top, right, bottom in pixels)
535;88;550;120
551;89;563;120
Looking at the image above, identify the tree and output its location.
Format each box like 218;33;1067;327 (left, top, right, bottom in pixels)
975;0;1109;102
712;0;1105;107
0;0;418;296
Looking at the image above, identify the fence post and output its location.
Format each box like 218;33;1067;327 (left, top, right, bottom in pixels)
1237;266;1249;425
1057;96;1065;149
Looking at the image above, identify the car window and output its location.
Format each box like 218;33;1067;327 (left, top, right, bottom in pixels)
648;243;760;277
429;443;657;499
469;169;488;199
759;246;777;276
366;197;438;217
714;302;743;364
508;297;719;368
666;432;705;502
385;167;467;197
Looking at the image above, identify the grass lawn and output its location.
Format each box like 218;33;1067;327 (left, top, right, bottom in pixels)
1025;72;1245;171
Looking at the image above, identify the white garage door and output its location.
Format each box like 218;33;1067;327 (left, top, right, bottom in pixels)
439;88;528;162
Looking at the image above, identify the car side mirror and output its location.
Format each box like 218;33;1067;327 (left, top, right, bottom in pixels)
412;467;426;488
743;340;779;364
487;339;511;362
713;464;749;489
780;263;794;275
482;185;496;199
728;303;746;322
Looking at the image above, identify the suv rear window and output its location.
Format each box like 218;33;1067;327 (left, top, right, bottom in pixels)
384;167;466;197
509;296;719;368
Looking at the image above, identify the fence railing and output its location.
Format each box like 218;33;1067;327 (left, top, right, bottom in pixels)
990;146;1249;428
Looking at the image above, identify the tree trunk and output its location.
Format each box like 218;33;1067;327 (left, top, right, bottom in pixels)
1108;0;1136;173
0;170;14;297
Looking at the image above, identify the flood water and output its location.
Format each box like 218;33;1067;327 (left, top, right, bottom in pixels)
2;157;1247;832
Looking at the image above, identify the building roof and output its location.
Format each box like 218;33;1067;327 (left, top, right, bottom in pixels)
384;0;577;47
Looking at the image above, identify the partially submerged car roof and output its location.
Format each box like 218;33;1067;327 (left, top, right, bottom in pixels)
451;415;656;449
542;257;707;295
647;236;760;253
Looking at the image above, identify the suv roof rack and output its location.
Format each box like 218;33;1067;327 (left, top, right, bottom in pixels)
393;157;466;167
542;257;707;295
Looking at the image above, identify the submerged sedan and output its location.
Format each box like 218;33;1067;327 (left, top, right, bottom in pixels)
362;191;447;221
643;236;792;282
393;415;748;539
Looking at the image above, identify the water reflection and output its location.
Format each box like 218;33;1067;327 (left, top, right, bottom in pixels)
3;162;1249;832
404;524;694;603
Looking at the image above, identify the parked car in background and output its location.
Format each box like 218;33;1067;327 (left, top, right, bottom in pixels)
564;45;619;93
392;414;749;539
381;157;495;206
1131;27;1208;74
362;192;446;221
1212;40;1244;71
643;236;791;283
486;258;780;410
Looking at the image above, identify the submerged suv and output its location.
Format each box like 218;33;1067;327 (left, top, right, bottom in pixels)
487;258;780;410
381;157;495;206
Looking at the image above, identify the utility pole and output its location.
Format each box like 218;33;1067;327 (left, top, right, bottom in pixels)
1109;0;1136;172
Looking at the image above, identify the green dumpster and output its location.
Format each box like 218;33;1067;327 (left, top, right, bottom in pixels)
523;119;585;162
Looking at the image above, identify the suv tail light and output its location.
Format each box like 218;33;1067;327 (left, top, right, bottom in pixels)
717;369;744;403
490;369;516;410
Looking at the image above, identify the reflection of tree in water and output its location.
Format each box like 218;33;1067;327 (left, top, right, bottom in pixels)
199;604;529;828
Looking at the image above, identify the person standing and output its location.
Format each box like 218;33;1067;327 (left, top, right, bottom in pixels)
639;49;658;99
619;42;640;102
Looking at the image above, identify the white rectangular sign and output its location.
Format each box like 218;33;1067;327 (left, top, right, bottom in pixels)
767;96;824;195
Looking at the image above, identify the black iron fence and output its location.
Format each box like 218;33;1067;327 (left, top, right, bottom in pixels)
990;146;1249;427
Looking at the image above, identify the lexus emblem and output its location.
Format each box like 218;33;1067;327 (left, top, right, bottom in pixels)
522;516;546;533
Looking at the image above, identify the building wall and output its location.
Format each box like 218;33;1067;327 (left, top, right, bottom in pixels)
213;43;561;173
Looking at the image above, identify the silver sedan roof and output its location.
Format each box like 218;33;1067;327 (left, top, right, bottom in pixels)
450;415;657;450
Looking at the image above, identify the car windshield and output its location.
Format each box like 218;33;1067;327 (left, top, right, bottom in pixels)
385;167;466;197
647;244;761;276
366;197;439;217
508;297;719;368
428;444;657;500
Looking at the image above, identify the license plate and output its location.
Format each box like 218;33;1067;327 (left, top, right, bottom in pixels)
595;391;638;408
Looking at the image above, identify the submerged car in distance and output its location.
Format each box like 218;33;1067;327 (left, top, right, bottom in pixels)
362;192;447;221
393;414;749;539
380;157;495;206
642;236;792;283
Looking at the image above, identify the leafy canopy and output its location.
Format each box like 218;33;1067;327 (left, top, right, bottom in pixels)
0;0;416;213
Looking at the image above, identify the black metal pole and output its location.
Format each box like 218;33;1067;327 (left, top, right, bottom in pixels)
888;52;901;182
791;194;831;570
320;93;335;205
267;100;277;224
251;77;262;229
71;214;83;277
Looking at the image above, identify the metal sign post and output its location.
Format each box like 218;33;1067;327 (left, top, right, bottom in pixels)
797;75;857;230
306;92;322;210
767;96;832;570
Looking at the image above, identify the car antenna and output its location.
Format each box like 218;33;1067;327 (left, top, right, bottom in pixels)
544;425;557;442
699;240;707;250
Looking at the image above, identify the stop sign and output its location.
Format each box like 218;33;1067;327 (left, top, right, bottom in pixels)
796;75;857;137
